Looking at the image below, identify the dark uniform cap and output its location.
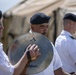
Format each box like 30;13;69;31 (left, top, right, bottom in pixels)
0;10;2;19
30;12;51;24
63;13;76;22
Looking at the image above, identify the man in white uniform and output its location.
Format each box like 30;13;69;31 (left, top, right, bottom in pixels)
55;13;76;75
0;10;40;75
24;12;71;75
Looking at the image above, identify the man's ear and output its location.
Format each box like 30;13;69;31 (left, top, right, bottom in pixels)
31;25;34;30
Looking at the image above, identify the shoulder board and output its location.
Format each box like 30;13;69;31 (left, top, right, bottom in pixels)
70;36;76;39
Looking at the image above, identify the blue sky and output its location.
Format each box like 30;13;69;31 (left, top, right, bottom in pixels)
0;0;22;13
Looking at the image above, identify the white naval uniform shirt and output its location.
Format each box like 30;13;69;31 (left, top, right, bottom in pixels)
55;30;76;73
31;42;62;75
0;43;14;75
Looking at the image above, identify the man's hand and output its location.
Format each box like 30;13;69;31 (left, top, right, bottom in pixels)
26;44;41;62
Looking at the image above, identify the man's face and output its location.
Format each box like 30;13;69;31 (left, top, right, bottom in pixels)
70;21;76;33
31;23;49;36
0;18;4;38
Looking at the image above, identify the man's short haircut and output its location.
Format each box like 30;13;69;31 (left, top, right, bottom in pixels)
0;10;2;19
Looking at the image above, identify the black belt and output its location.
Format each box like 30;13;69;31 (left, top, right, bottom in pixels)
70;72;75;74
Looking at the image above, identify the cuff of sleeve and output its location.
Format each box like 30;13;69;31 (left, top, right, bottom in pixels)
10;65;14;75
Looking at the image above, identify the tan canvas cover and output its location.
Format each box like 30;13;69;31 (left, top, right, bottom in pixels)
6;0;64;15
3;0;76;50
